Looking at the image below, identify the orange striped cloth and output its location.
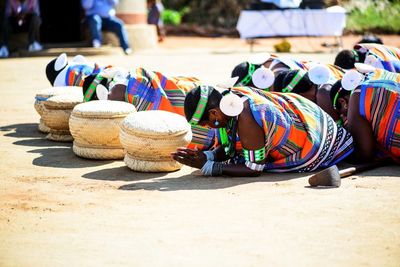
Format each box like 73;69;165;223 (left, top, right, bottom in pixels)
355;43;400;73
224;87;354;172
359;69;400;160
124;68;216;150
65;64;102;87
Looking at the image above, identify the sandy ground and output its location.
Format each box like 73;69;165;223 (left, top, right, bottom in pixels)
0;36;400;267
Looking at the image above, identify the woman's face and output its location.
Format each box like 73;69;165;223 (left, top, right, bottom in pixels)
199;108;229;128
337;95;351;118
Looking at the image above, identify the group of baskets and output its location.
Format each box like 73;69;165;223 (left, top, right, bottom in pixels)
34;86;192;172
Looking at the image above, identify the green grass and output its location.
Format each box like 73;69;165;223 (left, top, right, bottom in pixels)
346;0;400;33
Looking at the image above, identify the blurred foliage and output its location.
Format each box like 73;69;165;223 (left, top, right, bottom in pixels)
274;39;291;52
161;7;190;25
162;0;249;28
344;0;400;33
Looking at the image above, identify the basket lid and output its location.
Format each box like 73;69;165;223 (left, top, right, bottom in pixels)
72;100;136;118
44;94;83;109
35;86;82;100
121;110;191;137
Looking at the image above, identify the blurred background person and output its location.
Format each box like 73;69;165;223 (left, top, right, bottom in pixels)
0;0;43;58
81;0;132;55
147;0;165;42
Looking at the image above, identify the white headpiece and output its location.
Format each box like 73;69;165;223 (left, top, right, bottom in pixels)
247;53;274;89
217;77;245;117
308;64;331;85
341;69;364;91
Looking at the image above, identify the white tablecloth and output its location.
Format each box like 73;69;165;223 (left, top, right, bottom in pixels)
260;0;301;8
236;8;346;39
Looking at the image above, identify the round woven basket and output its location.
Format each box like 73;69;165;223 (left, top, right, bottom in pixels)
46;130;74;142
42;93;83;142
34;86;82;133
38;119;51;133
120;110;192;172
124;152;182;172
69;100;136;159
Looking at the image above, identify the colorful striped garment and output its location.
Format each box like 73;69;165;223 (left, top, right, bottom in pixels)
358;69;400;159
65;64;101;87
124;67;216;150
355;43;400;73
323;64;346;85
268;54;309;73
227;87;354;172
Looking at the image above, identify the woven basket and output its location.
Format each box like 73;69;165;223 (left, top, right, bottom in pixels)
124;152;182;172
120;110;192;172
34;86;82;133
38;119;51;133
69;100;136;159
42;93;83;142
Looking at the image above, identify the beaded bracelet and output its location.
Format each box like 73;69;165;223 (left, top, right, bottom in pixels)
242;147;266;162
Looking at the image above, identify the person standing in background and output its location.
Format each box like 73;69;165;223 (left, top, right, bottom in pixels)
81;0;132;55
0;0;43;58
147;0;165;42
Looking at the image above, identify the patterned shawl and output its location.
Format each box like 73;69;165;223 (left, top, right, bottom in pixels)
124;68;216;150
359;69;400;159
224;87;354;172
356;43;400;73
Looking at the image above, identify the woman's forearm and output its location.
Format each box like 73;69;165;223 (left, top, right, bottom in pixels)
221;163;262;177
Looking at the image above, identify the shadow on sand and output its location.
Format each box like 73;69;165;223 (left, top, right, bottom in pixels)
116;171;304;192
2;122;115;169
114;163;399;192
28;147;117;169
1;123;67;148
1;123;44;139
82;166;170;182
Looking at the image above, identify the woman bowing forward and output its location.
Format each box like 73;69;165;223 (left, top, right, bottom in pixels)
172;85;354;177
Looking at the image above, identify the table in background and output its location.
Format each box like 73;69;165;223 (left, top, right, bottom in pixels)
236;6;346;50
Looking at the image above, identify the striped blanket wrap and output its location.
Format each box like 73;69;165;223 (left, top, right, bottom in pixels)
65;64;100;87
226;87;354;172
356;43;400;73
124;68;216;150
269;55;309;72
359;69;400;159
324;64;345;84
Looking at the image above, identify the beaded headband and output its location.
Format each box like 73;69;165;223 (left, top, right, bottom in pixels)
352;50;359;63
84;75;104;102
238;63;256;85
189;86;209;125
332;88;342;109
281;70;306;93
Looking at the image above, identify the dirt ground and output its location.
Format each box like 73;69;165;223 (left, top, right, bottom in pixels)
0;35;400;267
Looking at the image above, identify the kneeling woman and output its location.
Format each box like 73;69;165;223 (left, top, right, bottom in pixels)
330;67;400;162
82;67;216;151
172;86;354;176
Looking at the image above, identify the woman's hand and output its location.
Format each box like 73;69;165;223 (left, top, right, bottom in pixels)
171;147;207;169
